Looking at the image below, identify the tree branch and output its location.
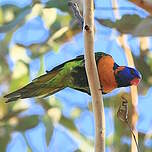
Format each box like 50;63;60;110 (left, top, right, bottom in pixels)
113;1;139;152
129;0;152;15
68;2;84;29
118;35;139;152
83;0;105;152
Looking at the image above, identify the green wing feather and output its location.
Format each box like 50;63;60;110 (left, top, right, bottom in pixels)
4;52;107;102
4;69;62;102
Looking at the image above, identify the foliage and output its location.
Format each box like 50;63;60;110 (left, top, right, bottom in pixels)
96;14;152;36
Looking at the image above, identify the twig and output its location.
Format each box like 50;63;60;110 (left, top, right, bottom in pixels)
129;0;152;15
118;34;139;152
117;97;141;152
127;123;141;152
112;1;139;151
22;133;33;152
68;1;84;29
83;0;105;152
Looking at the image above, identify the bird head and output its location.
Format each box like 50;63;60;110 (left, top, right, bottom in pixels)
114;64;142;88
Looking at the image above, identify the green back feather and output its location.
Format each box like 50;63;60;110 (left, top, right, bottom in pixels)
4;52;107;102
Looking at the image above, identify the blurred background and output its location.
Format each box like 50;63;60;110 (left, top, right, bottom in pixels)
0;0;152;152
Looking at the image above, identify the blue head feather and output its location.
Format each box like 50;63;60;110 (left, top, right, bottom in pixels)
115;66;141;87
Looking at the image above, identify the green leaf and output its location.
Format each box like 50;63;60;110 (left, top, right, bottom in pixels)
60;115;78;132
45;0;68;12
0;7;3;24
0;124;12;152
74;149;82;152
42;115;54;146
2;109;27;121
97;14;152;36
37;56;45;77
36;99;53;111
60;116;94;151
132;16;152;36
0;135;11;152
97;14;141;33
15;115;39;132
0;6;31;33
27;148;32;152
10;72;29;92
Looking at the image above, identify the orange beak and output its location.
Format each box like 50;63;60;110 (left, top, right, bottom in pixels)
130;77;141;86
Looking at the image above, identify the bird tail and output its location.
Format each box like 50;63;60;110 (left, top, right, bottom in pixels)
4;69;64;103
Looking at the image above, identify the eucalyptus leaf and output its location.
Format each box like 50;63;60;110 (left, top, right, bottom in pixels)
45;0;68;12
0;6;31;33
0;135;10;152
74;149;82;152
15;115;39;132
97;14;152;36
60;115;78;132
10;72;29;92
36;98;53;110
0;125;12;152
42;115;54;146
2;109;27;121
132;16;152;36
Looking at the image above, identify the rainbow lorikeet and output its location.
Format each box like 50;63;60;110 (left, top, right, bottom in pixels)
4;52;141;102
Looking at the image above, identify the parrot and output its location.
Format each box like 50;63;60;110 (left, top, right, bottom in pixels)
4;52;141;102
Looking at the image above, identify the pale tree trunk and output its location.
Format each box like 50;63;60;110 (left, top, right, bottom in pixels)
83;0;105;152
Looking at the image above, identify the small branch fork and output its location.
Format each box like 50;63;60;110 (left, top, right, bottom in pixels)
68;2;84;29
68;2;93;32
117;97;141;152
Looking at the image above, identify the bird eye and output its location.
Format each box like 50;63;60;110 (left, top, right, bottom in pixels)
130;69;135;75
